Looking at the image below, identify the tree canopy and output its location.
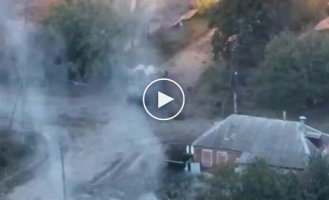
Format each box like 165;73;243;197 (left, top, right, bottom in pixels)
253;31;329;110
43;0;134;82
209;0;326;67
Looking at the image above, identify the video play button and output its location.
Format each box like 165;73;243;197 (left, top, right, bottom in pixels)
158;92;174;108
143;78;185;121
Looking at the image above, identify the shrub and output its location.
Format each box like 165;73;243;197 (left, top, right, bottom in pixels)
237;159;287;200
196;165;238;200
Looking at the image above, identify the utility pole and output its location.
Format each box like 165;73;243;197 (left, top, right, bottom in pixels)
230;36;239;114
24;0;27;24
21;0;27;129
60;146;67;200
233;71;238;114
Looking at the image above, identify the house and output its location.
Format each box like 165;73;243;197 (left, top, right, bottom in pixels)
14;0;63;20
315;17;329;32
314;3;329;32
192;114;329;171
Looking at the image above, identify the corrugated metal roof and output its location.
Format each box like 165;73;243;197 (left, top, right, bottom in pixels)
193;114;324;169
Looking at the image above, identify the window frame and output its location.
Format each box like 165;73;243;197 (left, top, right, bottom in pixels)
216;151;228;164
201;149;213;167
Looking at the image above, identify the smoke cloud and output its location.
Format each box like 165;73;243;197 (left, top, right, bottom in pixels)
0;0;166;199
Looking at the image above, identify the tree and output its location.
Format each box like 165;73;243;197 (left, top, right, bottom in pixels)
253;31;329;110
196;156;329;200
302;153;329;200
209;0;326;67
235;159;287;200
201;63;233;116
42;0;134;82
209;0;290;67
282;171;304;200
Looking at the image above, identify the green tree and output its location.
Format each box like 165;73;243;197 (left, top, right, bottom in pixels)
253;31;329;110
235;159;287;200
302;153;329;200
209;0;325;67
282;171;304;200
195;156;329;200
43;0;134;82
209;0;290;67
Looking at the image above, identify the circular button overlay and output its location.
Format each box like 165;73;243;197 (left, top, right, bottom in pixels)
142;78;185;121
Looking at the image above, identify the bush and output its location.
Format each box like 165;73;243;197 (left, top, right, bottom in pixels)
43;0;134;82
196;165;238;200
253;31;329;110
237;159;287;200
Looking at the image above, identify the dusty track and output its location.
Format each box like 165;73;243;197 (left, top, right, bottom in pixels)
165;28;215;89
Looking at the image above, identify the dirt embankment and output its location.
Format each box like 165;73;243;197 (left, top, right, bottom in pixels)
165;28;215;90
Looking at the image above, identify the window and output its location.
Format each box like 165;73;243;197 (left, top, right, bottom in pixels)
217;151;228;165
201;149;213;167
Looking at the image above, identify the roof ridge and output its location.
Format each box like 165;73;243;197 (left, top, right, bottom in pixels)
230;114;298;124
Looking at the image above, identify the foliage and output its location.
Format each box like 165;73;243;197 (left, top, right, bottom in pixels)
201;64;233;116
196;164;238;200
209;0;326;67
302;153;329;200
253;31;329;110
209;0;290;67
194;0;220;14
198;155;329;200
203;64;231;95
237;159;287;200
157;171;197;200
43;0;134;82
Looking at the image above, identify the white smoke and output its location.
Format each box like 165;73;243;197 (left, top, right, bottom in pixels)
0;0;166;200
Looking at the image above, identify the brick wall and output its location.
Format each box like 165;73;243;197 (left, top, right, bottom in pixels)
194;146;241;171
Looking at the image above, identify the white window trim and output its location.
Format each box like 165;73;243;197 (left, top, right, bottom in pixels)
201;149;213;167
217;151;228;164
